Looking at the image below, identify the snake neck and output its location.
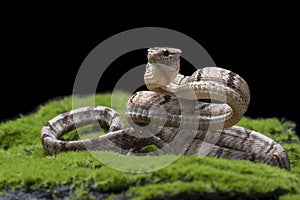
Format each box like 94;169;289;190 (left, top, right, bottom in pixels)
144;62;179;92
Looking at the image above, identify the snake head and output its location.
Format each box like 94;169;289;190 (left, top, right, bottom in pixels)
145;47;182;90
147;47;181;68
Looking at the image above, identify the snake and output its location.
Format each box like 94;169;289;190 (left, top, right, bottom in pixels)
41;47;290;170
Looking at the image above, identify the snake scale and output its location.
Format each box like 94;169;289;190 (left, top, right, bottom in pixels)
41;47;290;170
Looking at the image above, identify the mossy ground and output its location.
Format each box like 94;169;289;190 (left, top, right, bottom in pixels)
0;92;299;200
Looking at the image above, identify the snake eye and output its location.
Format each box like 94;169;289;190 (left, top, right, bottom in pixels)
163;49;170;57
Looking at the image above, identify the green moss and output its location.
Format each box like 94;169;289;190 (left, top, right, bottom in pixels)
0;92;300;200
70;183;96;200
129;156;299;199
238;117;299;144
280;194;300;200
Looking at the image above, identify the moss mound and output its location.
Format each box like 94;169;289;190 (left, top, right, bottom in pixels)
0;92;299;200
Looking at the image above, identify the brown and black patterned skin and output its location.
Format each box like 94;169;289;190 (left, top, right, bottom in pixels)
41;47;290;170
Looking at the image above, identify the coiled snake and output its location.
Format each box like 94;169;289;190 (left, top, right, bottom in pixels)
41;47;290;170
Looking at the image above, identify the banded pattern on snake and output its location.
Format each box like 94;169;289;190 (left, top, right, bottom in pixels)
41;47;290;170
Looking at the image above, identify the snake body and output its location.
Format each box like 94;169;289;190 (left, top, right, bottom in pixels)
41;47;290;170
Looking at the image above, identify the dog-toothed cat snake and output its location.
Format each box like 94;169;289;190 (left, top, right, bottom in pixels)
41;47;290;170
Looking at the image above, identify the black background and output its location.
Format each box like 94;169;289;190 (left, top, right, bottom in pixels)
1;11;299;134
